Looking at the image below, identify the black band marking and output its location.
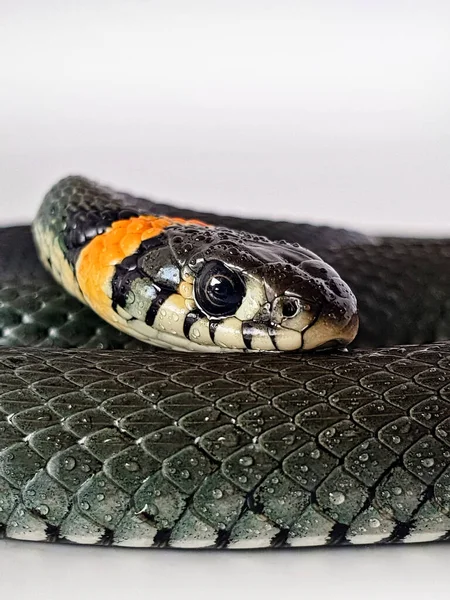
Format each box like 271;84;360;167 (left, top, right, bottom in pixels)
111;233;169;312
153;528;172;547
98;528;115;546
209;320;220;343
45;523;61;543
183;311;202;339
268;326;279;351
145;286;174;327
386;485;433;544
327;522;349;546
388;521;412;544
215;528;231;549
271;528;289;548
112;259;140;311
242;322;254;350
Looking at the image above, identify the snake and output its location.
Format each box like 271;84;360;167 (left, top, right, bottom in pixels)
0;175;449;549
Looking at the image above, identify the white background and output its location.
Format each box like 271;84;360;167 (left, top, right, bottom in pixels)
1;1;450;598
1;1;450;234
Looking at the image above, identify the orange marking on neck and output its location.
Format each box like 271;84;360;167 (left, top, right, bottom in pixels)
76;214;207;323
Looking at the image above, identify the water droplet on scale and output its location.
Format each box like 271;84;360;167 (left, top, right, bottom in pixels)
281;430;296;444
125;461;139;472
239;456;254;467
212;489;223;499
63;456;76;471
329;491;346;505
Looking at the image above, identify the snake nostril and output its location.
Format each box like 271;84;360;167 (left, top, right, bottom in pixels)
281;297;301;319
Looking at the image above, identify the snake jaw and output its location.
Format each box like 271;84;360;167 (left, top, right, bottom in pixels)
302;305;359;350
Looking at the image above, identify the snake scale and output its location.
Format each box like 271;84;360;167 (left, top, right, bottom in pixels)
0;175;449;548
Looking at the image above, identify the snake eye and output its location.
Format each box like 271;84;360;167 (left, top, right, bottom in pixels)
194;260;245;318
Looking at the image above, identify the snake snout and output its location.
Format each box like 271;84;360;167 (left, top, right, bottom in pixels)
303;311;359;350
301;288;359;350
276;258;359;351
252;258;359;352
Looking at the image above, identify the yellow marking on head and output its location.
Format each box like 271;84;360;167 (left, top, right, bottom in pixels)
178;281;193;299
76;214;206;324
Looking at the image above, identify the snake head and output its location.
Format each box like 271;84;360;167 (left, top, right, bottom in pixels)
35;177;358;353
162;225;359;351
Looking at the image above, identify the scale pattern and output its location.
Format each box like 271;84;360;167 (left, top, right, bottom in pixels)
0;344;450;548
1;177;450;549
0;281;148;350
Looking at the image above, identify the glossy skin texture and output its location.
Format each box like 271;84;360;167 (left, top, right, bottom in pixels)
32;177;358;353
0;345;450;548
0;179;448;548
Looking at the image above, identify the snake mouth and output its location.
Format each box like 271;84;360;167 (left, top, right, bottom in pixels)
250;299;359;353
302;310;359;351
263;297;359;353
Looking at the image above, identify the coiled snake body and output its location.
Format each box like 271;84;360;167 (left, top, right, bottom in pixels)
0;176;449;548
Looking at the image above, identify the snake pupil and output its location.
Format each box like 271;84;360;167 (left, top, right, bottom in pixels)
195;260;245;318
209;275;233;302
